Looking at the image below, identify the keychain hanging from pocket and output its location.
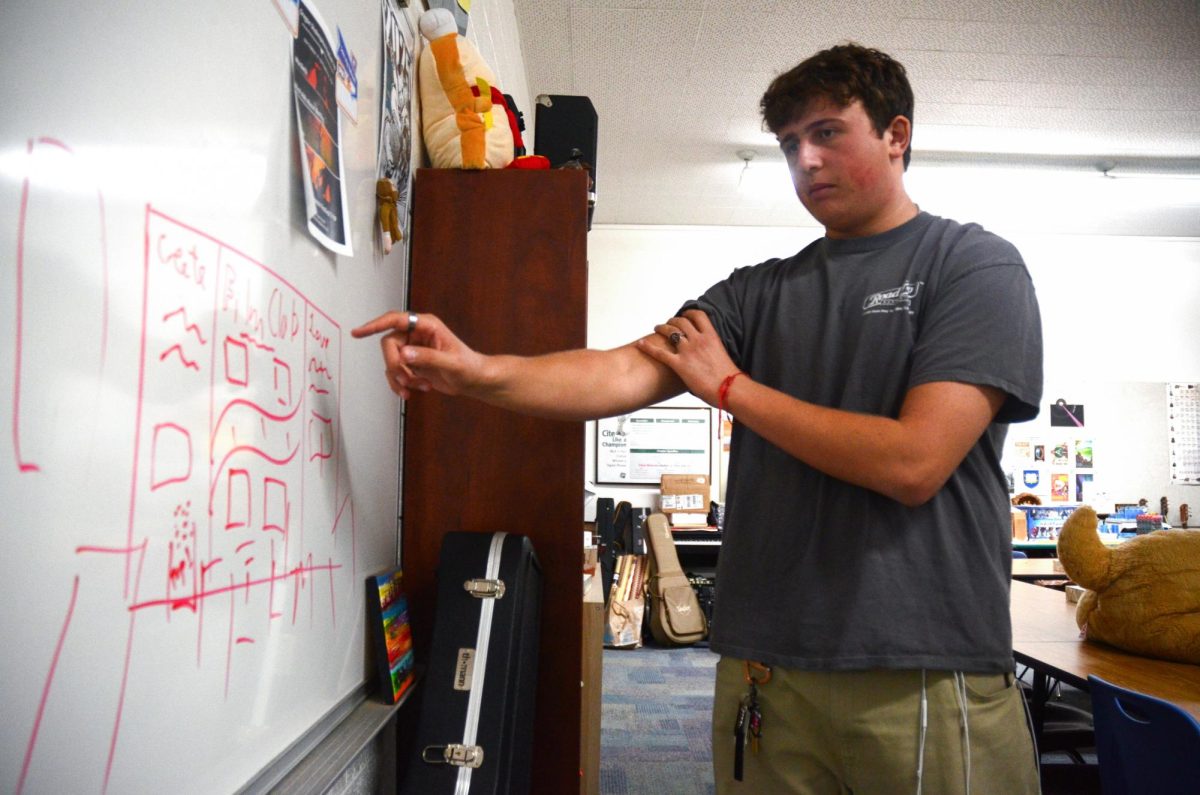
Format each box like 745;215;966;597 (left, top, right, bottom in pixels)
734;660;771;781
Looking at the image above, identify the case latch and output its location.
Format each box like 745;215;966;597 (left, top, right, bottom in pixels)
422;744;485;768
463;578;506;599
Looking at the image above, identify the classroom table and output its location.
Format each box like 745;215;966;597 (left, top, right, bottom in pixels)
1010;557;1071;583
1012;539;1060;558
1010;580;1200;743
1012;534;1127;559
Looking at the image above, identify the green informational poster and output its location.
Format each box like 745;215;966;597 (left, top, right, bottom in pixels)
596;407;712;485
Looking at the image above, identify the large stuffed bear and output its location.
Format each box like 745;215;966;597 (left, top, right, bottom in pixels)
417;8;514;169
1057;505;1200;664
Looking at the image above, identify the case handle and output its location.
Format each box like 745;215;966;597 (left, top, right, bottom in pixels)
463;578;506;599
422;744;485;768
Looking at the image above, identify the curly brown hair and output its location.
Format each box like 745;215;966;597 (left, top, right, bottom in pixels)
760;43;914;169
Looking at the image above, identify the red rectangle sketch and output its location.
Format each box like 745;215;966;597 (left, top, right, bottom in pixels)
11;207;364;794
131;208;347;617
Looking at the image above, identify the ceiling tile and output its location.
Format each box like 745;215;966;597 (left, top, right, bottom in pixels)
511;0;1200;232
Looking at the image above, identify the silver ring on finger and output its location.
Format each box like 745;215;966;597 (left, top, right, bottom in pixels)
406;312;419;333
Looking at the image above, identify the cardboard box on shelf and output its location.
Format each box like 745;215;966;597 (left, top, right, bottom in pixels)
659;474;709;518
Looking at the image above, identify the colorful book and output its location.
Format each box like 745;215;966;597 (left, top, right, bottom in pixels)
368;568;415;704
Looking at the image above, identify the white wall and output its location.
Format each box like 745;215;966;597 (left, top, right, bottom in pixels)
1014;235;1200;383
584;224;1200;523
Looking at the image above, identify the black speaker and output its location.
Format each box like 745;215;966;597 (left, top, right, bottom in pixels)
534;94;598;226
595;497;615;605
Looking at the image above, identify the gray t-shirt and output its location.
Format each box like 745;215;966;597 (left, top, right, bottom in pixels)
682;211;1043;673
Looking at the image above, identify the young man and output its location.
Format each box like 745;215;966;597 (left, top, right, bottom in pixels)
355;43;1043;794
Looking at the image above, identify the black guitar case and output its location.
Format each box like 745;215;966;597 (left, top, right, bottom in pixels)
595;497;617;606
401;532;543;794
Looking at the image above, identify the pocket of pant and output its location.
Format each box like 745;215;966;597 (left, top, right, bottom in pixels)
962;672;1011;702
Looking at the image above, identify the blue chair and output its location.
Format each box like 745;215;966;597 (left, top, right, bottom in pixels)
1012;550;1029;559
1088;675;1200;794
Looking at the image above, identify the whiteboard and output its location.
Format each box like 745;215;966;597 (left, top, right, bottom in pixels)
0;2;414;792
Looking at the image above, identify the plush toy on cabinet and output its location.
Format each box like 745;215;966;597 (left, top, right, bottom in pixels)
417;7;515;169
1057;505;1200;664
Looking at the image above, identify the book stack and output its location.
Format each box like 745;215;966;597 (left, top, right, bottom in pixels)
667;512;711;528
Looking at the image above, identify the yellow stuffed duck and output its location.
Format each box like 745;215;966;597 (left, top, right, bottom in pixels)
1057;505;1200;664
417;7;514;169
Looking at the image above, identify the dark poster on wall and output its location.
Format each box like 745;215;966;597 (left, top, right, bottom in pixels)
1050;400;1085;427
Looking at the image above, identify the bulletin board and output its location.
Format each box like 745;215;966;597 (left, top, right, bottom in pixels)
0;2;417;792
1168;383;1200;485
1001;381;1198;522
596;407;712;484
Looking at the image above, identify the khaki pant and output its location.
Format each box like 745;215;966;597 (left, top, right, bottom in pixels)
712;659;1040;795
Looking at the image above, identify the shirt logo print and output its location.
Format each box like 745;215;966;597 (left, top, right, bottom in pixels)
863;281;924;315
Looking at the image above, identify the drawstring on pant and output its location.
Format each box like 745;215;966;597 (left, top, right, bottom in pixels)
915;670;928;794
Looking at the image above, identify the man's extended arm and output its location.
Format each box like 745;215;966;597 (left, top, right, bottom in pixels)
638;309;1004;507
352;311;686;421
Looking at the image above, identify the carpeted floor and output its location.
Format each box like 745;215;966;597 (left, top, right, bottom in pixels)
600;643;719;795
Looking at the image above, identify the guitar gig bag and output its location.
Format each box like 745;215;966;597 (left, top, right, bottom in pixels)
645;513;708;645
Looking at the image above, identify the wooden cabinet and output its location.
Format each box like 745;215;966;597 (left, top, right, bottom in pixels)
402;168;589;794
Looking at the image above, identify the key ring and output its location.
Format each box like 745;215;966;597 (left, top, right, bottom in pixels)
744;660;772;685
